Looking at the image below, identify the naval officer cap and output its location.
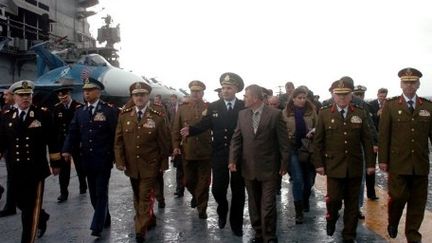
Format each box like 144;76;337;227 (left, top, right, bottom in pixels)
129;82;152;95
82;77;105;90
219;72;244;92
398;67;422;82
9;80;35;94
330;78;354;94
353;85;367;93
188;80;206;91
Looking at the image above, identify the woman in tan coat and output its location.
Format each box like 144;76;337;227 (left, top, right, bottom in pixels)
282;87;318;224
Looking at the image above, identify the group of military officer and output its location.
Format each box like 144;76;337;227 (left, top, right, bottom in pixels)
0;66;431;243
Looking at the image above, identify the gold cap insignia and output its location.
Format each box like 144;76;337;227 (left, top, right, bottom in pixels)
22;81;28;89
224;75;230;82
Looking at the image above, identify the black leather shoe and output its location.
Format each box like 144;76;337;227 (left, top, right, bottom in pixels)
232;228;243;237
342;240;354;243
38;212;50;238
358;211;365;220
368;196;379;201
91;230;101;238
326;220;336;236
0;185;4;200
218;215;227;229
191;198;197;208
198;212;207;219
387;225;398;238
57;194;68;203
148;215;157;230
249;237;263;243
158;201;166;208
0;209;17;217
136;233;145;243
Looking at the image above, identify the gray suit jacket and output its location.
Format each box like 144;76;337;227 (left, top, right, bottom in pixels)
229;105;290;181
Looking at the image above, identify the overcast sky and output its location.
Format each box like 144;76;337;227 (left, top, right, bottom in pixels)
88;0;432;101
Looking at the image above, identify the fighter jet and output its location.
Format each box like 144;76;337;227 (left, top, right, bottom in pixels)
6;41;185;108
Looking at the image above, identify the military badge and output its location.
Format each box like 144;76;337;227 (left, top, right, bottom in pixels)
143;118;156;128
350;116;362;124
224;74;230;82
29;111;34;118
127;121;131;125
213;112;218;118
8;122;12;127
93;112;106;121
419;109;431;117
12;112;16;119
58;112;63;118
331;119;334;123
398;110;402;115
28;120;42;128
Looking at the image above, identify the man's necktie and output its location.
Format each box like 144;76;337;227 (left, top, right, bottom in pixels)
19;111;26;123
340;109;345;119
137;110;143;122
88;105;94;116
227;102;233;112
253;111;259;134
407;100;414;113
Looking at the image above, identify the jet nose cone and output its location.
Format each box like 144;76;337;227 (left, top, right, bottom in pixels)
102;69;144;96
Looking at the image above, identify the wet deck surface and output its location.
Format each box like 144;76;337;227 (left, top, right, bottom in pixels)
0;157;431;242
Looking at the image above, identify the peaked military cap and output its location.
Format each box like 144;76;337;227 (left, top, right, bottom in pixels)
129;82;152;95
9;80;34;94
398;67;422;82
219;72;244;92
188;80;206;91
330;78;354;94
83;77;105;90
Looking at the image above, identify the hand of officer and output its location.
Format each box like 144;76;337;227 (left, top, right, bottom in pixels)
116;165;126;171
379;163;388;172
173;148;182;156
373;146;378;153
180;126;190;137
367;167;375;175
51;167;60;176
62;152;71;162
316;167;325;175
228;163;237;172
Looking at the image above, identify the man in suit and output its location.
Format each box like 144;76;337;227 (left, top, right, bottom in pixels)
115;82;170;243
368;88;388;130
172;80;212;219
62;78;119;238
0;89;17;217
313;79;375;243
167;94;185;197
52;85;87;203
229;84;290;243
378;68;432;243
181;72;246;236
0;80;60;242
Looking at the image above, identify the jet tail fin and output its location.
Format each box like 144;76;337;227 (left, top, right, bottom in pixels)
31;41;66;77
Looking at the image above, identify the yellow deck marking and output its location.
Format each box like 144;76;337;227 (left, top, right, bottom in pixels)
314;174;432;242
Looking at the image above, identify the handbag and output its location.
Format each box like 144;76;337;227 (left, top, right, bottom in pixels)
298;138;313;163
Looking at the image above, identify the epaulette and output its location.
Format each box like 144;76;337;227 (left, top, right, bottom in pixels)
121;107;133;114
419;97;432;103
54;102;62;107
352;103;363;109
75;104;82;109
153;103;162;107
3;108;13;114
149;107;164;116
387;96;399;101
320;105;331;110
